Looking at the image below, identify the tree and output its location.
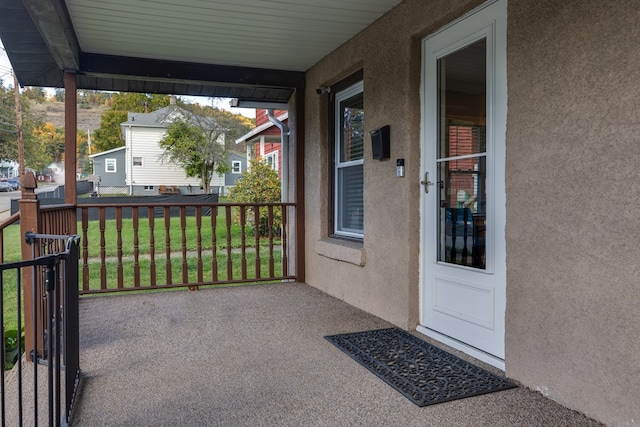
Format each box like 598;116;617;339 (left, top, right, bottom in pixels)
0;83;47;170
93;93;171;152
22;87;46;103
34;122;65;163
92;110;128;152
158;104;252;194
159;117;227;194
188;101;254;153
228;159;281;236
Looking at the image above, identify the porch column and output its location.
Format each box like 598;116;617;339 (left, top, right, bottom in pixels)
64;72;78;232
291;89;305;282
19;172;42;358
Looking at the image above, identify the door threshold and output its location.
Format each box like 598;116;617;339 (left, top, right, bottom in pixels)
416;325;505;371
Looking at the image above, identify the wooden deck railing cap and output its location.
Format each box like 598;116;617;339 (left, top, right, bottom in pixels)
21;171;38;200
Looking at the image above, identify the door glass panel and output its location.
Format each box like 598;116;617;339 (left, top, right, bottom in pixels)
437;39;487;269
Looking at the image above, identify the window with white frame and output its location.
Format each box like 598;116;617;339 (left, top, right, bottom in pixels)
105;158;116;173
133;157;143;167
334;81;364;238
232;161;242;174
144;185;154;191
264;151;278;172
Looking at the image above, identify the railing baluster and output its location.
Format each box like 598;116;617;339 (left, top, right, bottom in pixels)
32;263;38;424
254;207;261;279
82;207;89;291
133;207;140;289
225;205;233;281
0;228;4;264
149;207;156;287
164;206;172;285
116;207;124;289
181;206;188;284
99;207;107;290
211;205;218;282
282;205;288;277
268;205;275;277
0;274;4;423
240;206;247;280
196;206;203;283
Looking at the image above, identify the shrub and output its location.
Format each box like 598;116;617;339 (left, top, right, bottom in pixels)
228;159;281;236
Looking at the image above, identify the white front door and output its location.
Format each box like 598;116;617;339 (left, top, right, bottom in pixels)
419;0;507;368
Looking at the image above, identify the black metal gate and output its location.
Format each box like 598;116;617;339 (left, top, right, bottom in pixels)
1;233;81;426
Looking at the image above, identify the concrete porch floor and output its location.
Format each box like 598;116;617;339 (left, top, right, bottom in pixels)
71;283;602;426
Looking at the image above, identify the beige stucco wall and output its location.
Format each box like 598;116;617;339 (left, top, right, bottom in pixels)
304;0;639;424
304;0;485;329
505;1;640;425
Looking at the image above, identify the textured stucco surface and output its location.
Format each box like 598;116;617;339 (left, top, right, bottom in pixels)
505;1;640;425
304;0;485;331
303;0;639;425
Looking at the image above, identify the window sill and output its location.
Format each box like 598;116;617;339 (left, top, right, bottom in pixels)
314;238;366;267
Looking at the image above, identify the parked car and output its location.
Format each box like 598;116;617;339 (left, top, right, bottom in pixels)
6;179;20;190
0;181;13;192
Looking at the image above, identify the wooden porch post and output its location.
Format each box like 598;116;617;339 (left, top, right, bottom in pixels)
64;72;78;233
20;172;42;358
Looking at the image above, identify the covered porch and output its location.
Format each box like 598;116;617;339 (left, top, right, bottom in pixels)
71;283;596;426
2;0;639;425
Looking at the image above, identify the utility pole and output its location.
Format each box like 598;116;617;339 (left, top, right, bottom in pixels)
13;71;24;179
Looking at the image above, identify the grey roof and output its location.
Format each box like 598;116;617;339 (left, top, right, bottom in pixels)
120;105;216;129
121;105;189;128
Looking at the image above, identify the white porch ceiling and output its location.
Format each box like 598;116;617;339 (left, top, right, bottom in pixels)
64;0;403;72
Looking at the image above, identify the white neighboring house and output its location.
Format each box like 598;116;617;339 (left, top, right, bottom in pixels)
117;104;225;196
0;160;19;178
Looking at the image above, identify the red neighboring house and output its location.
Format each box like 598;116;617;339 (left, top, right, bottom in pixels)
235;109;287;178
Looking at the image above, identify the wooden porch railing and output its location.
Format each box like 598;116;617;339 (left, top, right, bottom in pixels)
0;201;296;294
77;202;295;294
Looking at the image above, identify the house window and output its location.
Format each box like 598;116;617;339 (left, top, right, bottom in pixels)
232;161;242;174
333;81;364;238
144;185;154;191
133;157;143;166
105;158;116;173
264;151;278;171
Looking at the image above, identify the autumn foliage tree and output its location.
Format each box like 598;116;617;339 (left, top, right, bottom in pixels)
92;93;171;152
228;159;281;236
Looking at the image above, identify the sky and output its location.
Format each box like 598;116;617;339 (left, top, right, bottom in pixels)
0;41;255;118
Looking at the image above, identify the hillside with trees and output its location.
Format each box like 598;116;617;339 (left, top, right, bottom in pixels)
0;86;254;178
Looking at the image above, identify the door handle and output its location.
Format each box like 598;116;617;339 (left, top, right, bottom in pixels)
421;172;434;193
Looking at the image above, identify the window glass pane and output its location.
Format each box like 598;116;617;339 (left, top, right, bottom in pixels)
339;93;364;163
337;164;364;233
437;38;487;269
438;156;486;268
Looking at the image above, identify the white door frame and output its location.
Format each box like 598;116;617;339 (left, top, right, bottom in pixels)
418;0;508;370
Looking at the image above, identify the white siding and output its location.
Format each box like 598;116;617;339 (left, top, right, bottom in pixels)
123;126;224;188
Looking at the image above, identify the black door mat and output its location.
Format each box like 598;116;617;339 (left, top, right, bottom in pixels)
325;328;516;407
